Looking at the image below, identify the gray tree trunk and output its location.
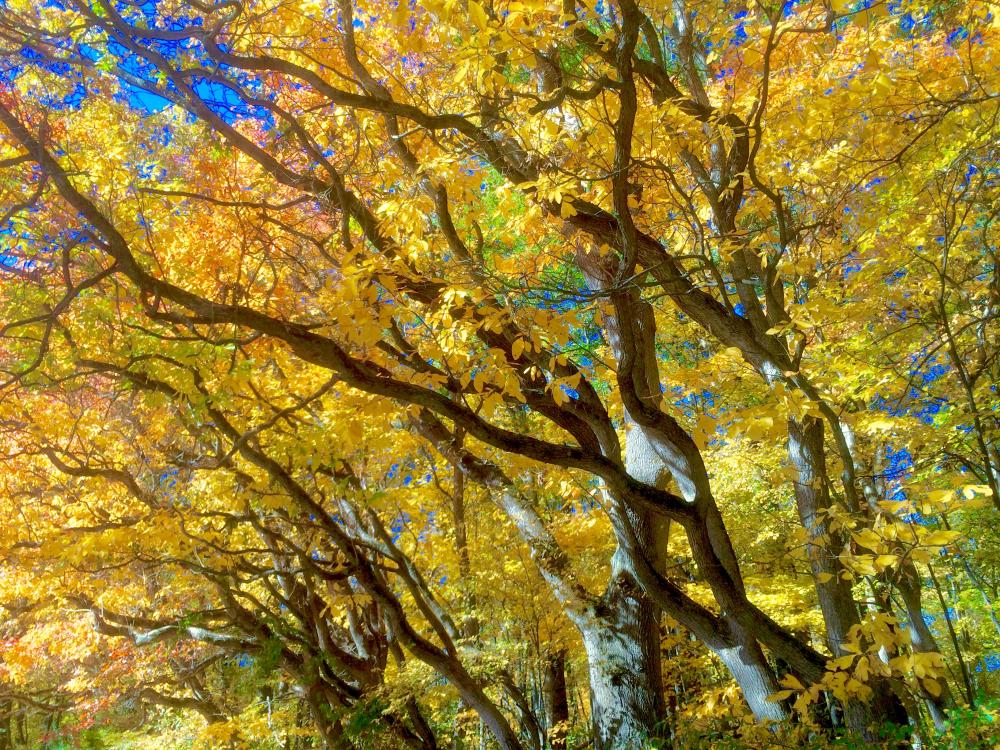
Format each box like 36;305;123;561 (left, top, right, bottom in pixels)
582;577;663;749
627;426;786;723
855;441;952;728
788;416;908;736
578;240;791;722
896;567;951;728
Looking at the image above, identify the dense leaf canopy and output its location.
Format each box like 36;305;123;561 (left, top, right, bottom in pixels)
0;0;997;748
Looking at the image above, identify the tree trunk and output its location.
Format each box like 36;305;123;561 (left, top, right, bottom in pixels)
451;445;471;580
581;246;789;726
788;416;908;736
582;600;662;749
586;505;663;750
626;425;787;722
896;564;951;728
544;651;570;750
788;417;863;657
714;621;787;722
0;700;11;750
855;436;952;727
303;688;353;750
424;419;654;750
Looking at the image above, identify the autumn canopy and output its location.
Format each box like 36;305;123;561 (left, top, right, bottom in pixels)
0;0;997;747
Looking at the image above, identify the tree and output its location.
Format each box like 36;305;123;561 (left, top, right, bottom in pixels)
0;0;997;747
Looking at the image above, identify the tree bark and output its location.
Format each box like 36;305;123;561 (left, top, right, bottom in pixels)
897;561;952;728
583;497;665;749
303;687;353;750
856;441;953;727
405;697;440;750
582;584;662;749
419;411;664;747
787;416;908;736
787;417;860;658
0;700;11;750
543;651;570;750
578;244;790;724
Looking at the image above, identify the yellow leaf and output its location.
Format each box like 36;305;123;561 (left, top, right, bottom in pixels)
851;554;877;575
473;370;487;392
779;674;804;690
922;530;960;547
962;484;993;499
832;655;855;670
347;420;364;442
875;554;898;568
852;529;882;551
694;413;716;449
867;418;896;432
872;73;893;97
468;0;488;30
482;392;504;415
745;415;774;441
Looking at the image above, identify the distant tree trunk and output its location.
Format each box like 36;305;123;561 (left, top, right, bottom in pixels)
282;698;301;750
928;563;976;707
896;563;952;727
405;697;440;750
543;651;569;750
957;552;1000;639
855;433;952;727
451;440;471;580
0;700;11;750
788;416;908;736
